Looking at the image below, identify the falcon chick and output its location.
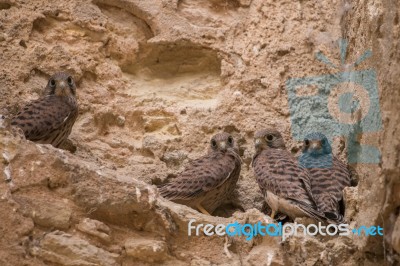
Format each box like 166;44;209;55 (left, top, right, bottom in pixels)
158;132;241;216
252;128;326;222
299;132;353;223
11;72;79;148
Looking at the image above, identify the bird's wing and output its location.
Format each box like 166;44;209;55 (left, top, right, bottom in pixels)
299;155;352;223
314;192;345;223
306;156;351;203
158;152;239;200
253;149;327;222
254;150;315;205
11;96;76;141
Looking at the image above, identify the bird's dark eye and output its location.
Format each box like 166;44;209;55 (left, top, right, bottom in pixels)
321;139;326;145
266;134;274;141
67;76;73;86
49;79;56;88
227;136;233;145
304;139;310;146
211;139;217;148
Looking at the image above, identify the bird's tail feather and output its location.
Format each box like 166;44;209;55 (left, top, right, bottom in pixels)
324;211;345;224
290;198;340;224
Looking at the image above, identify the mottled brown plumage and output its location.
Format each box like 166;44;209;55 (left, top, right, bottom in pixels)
158;132;241;215
11;72;78;148
252;128;326;222
299;132;353;223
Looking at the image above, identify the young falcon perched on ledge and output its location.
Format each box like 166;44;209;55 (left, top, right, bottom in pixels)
11;72;79;148
299;132;353;223
158;132;242;215
252;128;327;222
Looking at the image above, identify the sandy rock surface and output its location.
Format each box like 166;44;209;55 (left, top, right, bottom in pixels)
0;0;399;265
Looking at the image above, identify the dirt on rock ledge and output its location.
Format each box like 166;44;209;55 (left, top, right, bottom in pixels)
0;0;399;265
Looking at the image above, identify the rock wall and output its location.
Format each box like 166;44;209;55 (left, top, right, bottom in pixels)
342;0;400;263
0;0;398;265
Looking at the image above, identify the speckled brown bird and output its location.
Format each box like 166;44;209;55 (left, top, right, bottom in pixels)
299;132;354;223
11;72;78;148
158;132;242;215
252;128;327;222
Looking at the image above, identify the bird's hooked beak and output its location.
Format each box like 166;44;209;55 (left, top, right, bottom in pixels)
54;80;69;97
255;138;263;150
58;80;67;90
310;141;321;150
219;141;227;152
